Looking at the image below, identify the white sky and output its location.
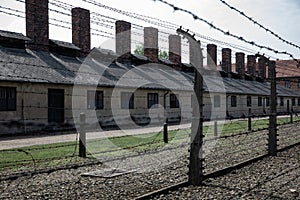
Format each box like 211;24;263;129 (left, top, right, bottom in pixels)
1;0;300;64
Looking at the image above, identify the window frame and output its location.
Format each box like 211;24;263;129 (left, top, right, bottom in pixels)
170;93;180;109
280;97;284;107
121;92;134;109
0;87;17;111
266;97;270;107
214;95;221;108
148;93;159;109
292;98;296;106
87;90;103;110
285;80;291;88
258;96;262;107
247;96;252;107
231;96;237;107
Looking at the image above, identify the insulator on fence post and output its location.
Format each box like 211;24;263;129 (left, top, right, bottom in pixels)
79;113;86;158
163;122;168;143
214;121;218;137
248;108;252;131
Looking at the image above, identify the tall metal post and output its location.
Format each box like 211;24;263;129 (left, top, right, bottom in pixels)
268;61;277;156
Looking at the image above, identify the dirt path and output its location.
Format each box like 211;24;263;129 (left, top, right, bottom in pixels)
0;123;191;150
0;115;292;150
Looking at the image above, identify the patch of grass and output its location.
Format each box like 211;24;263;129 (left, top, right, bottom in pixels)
86;128;190;156
0;129;190;171
0;142;79;171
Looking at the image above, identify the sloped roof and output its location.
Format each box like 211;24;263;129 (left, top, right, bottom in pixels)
49;39;81;50
218;77;297;97
0;46;299;97
0;30;30;41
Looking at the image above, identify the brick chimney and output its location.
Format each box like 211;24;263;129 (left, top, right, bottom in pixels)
236;52;245;78
115;20;131;57
207;44;217;70
247;55;256;76
258;57;266;79
26;0;49;51
169;34;181;64
221;48;232;73
72;7;90;55
189;40;202;70
144;27;158;62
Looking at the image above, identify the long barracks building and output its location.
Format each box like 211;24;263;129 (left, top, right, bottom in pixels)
0;0;299;134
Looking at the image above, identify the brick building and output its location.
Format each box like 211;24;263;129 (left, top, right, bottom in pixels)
274;59;300;93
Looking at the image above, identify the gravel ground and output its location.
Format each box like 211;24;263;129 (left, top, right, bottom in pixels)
0;145;298;200
0;123;299;200
154;145;300;200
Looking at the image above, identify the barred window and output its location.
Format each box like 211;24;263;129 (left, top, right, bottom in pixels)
121;92;134;109
231;96;237;107
258;97;262;107
280;97;284;106
292;98;296;106
0;87;16;111
266;97;270;107
170;94;179;108
87;91;103;110
148;93;158;108
285;80;291;88
247;96;252;107
214;95;221;108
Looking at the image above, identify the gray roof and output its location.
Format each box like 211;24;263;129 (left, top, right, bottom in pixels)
132;54;148;61
50;39;81;50
214;77;297;97
0;46;299;97
159;58;174;65
0;30;30;41
96;48;117;56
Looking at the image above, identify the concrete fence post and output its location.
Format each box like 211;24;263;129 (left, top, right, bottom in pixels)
79;113;86;158
290;112;293;124
214;121;218;137
248;108;252;131
163;122;168;143
182;29;205;186
268;61;277;156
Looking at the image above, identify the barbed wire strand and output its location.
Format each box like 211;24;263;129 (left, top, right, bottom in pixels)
1;2;299;67
7;0;275;59
218;0;300;50
153;0;300;63
49;0;269;57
